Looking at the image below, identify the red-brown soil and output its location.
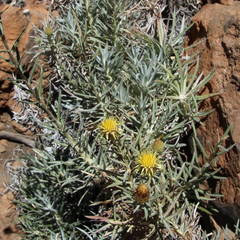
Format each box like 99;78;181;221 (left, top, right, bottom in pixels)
0;1;54;239
0;138;24;240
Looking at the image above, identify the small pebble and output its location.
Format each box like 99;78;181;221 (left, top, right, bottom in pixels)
22;9;30;16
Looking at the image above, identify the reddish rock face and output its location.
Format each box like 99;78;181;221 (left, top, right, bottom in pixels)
0;2;52;109
0;2;54;239
186;2;240;203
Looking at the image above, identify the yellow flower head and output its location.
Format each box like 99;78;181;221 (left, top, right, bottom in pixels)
137;151;158;176
99;117;120;139
134;184;150;204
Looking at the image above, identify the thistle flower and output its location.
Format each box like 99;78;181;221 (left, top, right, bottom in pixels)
136;151;160;176
134;184;150;204
98;117;120;139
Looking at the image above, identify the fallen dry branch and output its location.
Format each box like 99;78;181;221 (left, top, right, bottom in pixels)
0;131;35;148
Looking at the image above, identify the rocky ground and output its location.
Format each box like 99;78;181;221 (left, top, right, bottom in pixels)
0;0;240;239
186;0;240;204
0;138;24;240
0;1;53;239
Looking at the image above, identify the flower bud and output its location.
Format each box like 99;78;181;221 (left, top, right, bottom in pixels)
44;26;53;36
152;138;165;153
134;184;150;204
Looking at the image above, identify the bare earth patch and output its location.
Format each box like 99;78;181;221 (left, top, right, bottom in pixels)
0;136;23;240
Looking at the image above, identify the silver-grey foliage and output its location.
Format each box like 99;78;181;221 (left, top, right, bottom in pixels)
5;0;237;239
